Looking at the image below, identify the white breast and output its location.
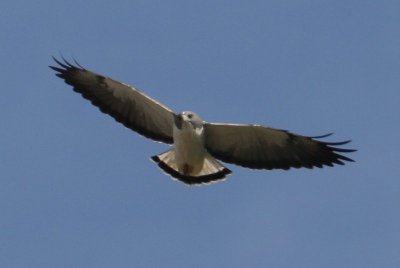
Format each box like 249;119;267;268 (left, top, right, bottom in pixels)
173;123;206;175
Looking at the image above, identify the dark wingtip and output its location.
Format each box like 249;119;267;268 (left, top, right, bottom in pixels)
309;133;356;164
324;141;356;164
73;57;85;68
310;133;334;139
52;56;68;68
49;65;62;72
323;139;352;146
50;56;84;71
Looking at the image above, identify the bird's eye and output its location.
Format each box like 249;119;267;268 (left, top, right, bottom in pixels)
187;114;193;119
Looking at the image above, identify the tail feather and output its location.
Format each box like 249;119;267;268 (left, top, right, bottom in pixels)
151;149;231;185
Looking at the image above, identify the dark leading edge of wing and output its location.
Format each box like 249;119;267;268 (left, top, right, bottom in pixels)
204;123;356;170
50;57;175;144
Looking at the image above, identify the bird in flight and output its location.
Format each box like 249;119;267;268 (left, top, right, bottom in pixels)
50;57;355;185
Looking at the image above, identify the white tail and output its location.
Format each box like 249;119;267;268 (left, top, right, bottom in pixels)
151;149;231;185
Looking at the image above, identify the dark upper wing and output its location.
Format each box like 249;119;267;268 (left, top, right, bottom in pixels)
204;123;355;170
50;57;175;144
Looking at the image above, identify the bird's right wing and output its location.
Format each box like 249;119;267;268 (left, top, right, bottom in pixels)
204;123;355;170
50;58;175;144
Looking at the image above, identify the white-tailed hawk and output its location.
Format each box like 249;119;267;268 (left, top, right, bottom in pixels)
50;58;355;185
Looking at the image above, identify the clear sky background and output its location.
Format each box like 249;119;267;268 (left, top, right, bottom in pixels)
1;1;399;267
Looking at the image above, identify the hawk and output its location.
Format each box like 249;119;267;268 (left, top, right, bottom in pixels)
50;58;355;185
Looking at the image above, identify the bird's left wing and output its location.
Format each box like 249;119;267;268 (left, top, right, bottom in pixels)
204;123;355;170
50;58;175;144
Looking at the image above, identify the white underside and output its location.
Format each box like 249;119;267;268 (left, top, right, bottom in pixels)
173;123;206;175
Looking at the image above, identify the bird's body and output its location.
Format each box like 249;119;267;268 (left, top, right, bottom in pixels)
50;57;355;185
173;113;206;175
152;111;231;184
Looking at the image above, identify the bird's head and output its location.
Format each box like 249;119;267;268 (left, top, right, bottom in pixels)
175;111;204;129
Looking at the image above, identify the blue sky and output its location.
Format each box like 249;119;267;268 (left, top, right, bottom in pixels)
1;1;399;267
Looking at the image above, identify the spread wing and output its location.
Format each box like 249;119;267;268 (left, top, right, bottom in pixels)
50;57;175;144
204;123;355;170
